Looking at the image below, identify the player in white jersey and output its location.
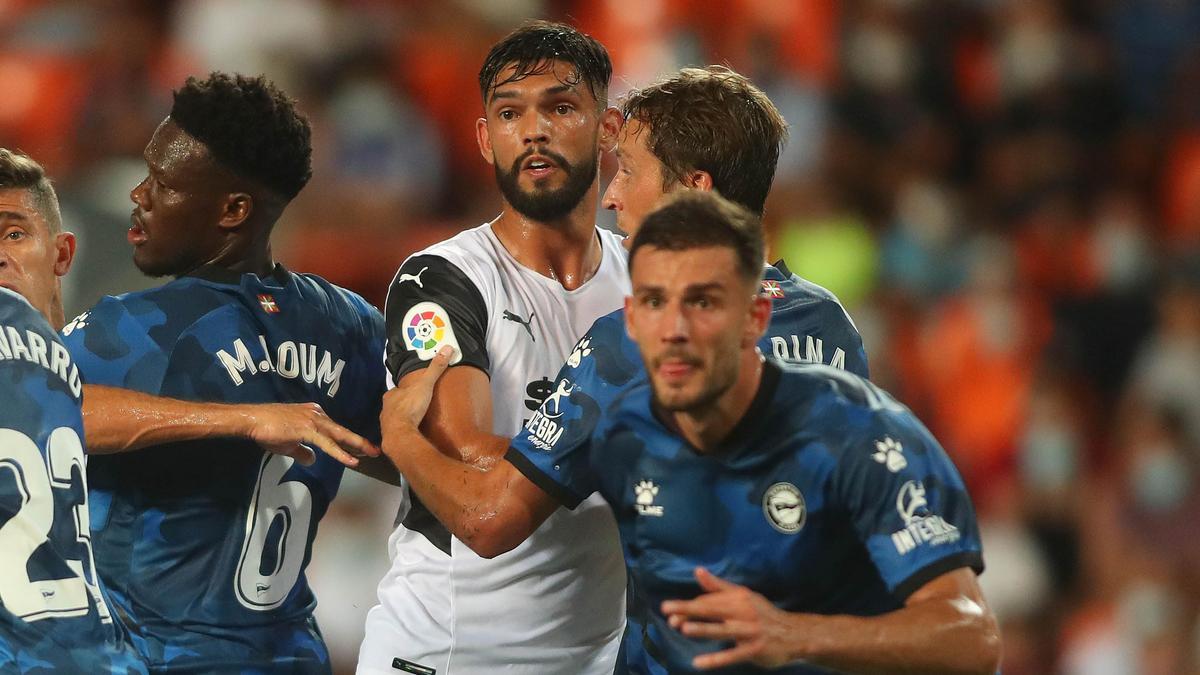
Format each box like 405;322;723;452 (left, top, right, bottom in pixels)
357;21;626;674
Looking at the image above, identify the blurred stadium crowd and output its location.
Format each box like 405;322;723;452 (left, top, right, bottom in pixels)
3;0;1200;672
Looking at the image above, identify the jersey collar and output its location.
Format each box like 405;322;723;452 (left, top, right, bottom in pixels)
184;263;291;287
655;358;783;459
717;358;782;457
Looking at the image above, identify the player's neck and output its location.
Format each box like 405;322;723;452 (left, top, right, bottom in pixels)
490;191;603;291
202;238;276;278
673;352;765;453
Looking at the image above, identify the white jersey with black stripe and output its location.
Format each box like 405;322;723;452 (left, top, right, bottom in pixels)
358;222;629;675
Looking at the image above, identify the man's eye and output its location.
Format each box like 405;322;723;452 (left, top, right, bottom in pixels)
4;230;25;241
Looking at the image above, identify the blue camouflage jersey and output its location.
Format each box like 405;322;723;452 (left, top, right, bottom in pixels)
0;288;146;674
508;359;984;674
59;265;385;674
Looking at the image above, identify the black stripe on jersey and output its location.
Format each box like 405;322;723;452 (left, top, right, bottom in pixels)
396;492;451;556
892;550;985;602
505;447;585;509
384;255;490;383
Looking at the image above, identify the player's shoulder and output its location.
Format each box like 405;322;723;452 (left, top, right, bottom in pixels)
768;260;848;310
290;271;383;329
387;223;499;300
587;306;626;336
0;286;53;334
774;361;905;425
63;277;230;343
407;222;498;273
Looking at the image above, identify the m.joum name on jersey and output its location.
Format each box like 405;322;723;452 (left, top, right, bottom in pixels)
217;336;345;397
0;322;82;398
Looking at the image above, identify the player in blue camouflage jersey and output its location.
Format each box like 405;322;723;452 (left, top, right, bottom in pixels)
0;149;146;673
380;191;1001;674
59;74;386;674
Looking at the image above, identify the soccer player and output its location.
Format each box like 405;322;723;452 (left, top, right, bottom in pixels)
381;191;1001;674
0;149;145;672
60;73;387;673
357;21;627;675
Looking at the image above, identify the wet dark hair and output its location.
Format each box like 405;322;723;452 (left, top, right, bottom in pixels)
622;66;787;215
0;148;62;232
170;72;312;199
629;190;764;285
478;20;611;108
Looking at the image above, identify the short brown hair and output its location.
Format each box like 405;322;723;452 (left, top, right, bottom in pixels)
0;148;62;232
628;190;764;286
621;66;787;215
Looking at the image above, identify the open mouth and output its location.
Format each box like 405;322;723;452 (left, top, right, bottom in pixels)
128;213;148;245
522;155;560;179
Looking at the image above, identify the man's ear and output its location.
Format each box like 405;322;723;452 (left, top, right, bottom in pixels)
599;107;623;153
218;193;253;231
52;231;76;277
744;293;771;348
682;170;713;192
476;117;495;165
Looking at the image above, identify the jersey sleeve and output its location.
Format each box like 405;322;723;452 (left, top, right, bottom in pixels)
60;295;170;392
383;254;489;384
505;311;642;509
829;408;984;601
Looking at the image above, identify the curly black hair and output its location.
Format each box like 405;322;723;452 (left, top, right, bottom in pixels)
170;72;312;199
478;20;611;108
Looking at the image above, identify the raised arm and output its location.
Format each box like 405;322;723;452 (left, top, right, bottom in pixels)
663;566;1000;673
82;384;378;468
379;348;558;557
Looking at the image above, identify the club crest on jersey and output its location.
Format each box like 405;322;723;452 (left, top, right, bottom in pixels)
763;482;806;534
257;294;280;314
761;280;785;298
402;302;462;364
634;480;663;516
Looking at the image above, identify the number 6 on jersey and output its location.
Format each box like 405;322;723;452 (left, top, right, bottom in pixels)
235;454;313;610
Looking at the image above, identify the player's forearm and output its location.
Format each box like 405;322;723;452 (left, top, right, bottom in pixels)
382;423;532;557
82;384;253;453
785;595;1001;674
436;431;510;470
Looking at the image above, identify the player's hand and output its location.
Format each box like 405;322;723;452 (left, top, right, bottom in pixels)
662;567;797;670
247;402;380;468
381;345;455;439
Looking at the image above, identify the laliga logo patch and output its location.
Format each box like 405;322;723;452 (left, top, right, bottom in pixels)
763;482;806;534
402;302;462;365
